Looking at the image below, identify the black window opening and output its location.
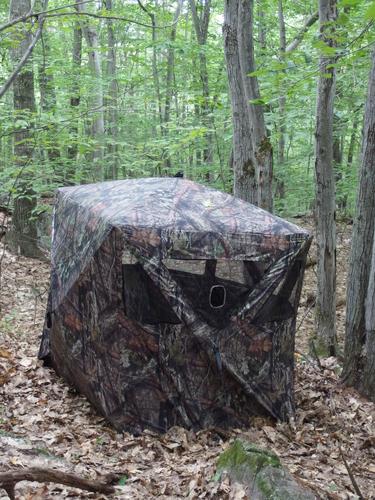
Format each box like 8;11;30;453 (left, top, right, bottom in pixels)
253;259;303;325
122;262;181;325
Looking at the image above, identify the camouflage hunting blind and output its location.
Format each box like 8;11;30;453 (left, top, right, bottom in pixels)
39;178;311;434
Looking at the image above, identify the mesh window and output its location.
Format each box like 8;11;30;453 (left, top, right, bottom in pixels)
164;258;252;329
163;259;206;275
215;260;246;285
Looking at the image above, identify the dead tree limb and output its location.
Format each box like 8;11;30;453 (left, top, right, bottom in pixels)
0;0;92;33
285;11;318;53
0;3;47;100
0;467;116;499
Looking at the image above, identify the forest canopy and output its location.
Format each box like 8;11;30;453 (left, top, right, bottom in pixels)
0;0;374;219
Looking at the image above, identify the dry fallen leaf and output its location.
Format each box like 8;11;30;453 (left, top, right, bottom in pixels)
0;225;374;499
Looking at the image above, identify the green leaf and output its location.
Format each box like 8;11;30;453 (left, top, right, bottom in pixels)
249;98;266;105
213;471;222;482
365;1;375;19
118;476;128;486
339;0;361;6
314;40;337;56
337;12;349;25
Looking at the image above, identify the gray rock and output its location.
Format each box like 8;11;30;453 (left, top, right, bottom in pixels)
217;439;316;500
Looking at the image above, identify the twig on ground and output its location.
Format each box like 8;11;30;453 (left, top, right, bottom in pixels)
0;467;116;499
328;391;364;499
338;446;364;499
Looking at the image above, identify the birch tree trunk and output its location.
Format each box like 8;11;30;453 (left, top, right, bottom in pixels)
314;0;337;355
223;0;256;203
238;0;273;211
8;0;45;258
343;47;375;391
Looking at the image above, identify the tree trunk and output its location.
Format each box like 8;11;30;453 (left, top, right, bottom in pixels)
238;0;273;212
8;0;45;258
364;225;375;399
164;0;183;170
189;0;214;173
38;29;60;168
77;3;104;180
257;2;266;52
343;47;375;390
38;34;56;113
223;0;256;203
105;0;119;180
67;11;82;175
138;0;163;136
314;0;337;355
347;112;359;166
277;0;286;166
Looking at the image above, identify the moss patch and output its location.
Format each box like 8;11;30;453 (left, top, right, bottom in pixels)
217;439;281;473
217;440;315;500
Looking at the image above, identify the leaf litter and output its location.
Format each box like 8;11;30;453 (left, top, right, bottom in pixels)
0;222;374;499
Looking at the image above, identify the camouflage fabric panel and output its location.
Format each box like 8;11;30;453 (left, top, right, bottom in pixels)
40;221;311;432
50;178;309;308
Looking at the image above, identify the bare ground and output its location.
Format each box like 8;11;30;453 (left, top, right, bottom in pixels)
0;220;374;499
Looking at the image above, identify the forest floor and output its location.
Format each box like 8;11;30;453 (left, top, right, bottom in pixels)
0;218;374;499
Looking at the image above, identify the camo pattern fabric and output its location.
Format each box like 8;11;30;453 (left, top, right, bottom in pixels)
39;178;311;433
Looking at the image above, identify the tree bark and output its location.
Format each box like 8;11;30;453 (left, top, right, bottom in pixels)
314;0;337;355
105;0;119;180
38;28;60;166
189;0;214;172
257;2;266;52
67;9;82;169
223;0;256;203
137;0;164;137
238;0;273;211
343;47;375;390
277;0;286;166
163;0;183;170
38;33;56;113
347;112;359;166
8;0;46;258
364;224;375;399
77;2;104;180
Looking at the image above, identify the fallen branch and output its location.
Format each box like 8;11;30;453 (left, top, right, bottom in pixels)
0;467;116;499
338;446;364;499
328;392;364;499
